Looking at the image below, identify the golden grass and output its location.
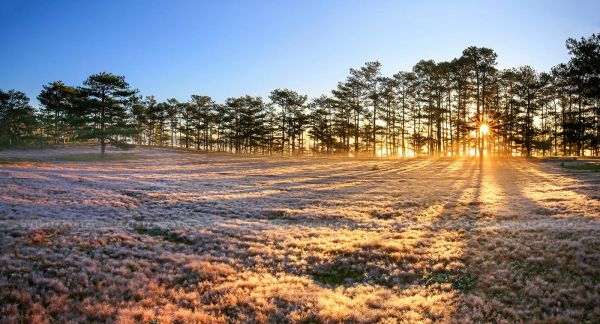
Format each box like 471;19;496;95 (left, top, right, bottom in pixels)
0;148;599;322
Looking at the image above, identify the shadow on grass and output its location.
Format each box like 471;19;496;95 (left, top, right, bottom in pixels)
132;225;193;245
311;264;363;286
308;159;481;291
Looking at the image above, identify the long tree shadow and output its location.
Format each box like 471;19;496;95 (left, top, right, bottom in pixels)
457;158;600;322
285;158;483;322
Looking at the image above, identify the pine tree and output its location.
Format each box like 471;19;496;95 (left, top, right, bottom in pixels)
0;89;37;147
38;81;78;144
79;72;137;155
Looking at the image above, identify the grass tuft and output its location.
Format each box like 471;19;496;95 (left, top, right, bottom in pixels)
132;226;192;244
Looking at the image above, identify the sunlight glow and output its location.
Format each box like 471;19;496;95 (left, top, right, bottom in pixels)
480;124;489;135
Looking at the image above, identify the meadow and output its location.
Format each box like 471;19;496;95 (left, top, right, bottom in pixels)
1;146;599;323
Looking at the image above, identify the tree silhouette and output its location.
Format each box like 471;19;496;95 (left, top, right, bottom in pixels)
1;33;598;157
269;89;307;155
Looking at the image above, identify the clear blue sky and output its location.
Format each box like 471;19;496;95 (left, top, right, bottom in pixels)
1;0;598;107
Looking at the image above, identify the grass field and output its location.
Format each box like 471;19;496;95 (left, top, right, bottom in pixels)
1;146;599;323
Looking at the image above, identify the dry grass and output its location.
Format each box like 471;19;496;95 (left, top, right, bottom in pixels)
0;146;599;323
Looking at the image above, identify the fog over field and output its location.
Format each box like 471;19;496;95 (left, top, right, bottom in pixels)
0;146;599;322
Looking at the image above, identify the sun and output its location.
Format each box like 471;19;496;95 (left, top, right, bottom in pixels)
480;123;489;135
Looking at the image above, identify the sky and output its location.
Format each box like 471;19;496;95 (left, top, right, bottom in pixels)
1;0;598;107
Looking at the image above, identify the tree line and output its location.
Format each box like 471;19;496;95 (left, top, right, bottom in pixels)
1;33;598;157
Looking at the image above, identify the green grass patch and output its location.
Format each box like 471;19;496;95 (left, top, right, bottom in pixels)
132;226;192;244
509;260;551;280
424;270;475;293
562;163;600;172
0;157;37;164
312;265;363;286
